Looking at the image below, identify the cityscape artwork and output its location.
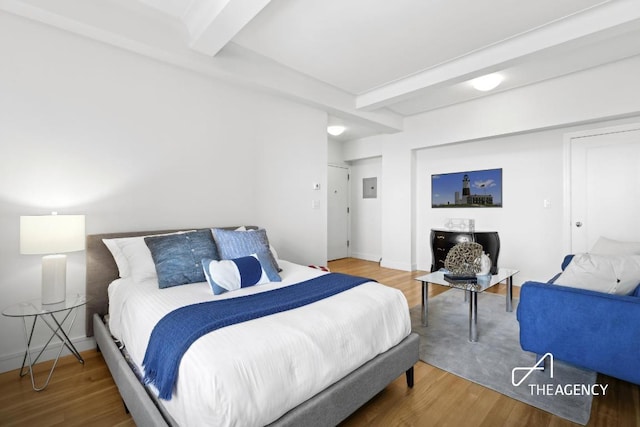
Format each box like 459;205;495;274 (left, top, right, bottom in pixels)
431;168;502;208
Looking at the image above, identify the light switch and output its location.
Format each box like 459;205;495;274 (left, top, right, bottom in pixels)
311;200;320;209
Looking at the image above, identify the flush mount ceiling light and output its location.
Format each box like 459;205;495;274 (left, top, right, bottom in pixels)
470;73;504;92
327;125;346;136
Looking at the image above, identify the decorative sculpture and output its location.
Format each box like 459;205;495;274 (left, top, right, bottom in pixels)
444;242;483;276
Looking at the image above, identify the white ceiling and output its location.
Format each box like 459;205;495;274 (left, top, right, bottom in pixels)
232;0;607;94
4;0;640;141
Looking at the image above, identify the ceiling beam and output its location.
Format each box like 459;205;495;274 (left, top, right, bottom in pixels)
0;0;403;134
185;0;272;56
212;44;404;133
356;0;640;111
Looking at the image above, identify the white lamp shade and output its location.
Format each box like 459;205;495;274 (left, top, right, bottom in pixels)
20;215;86;254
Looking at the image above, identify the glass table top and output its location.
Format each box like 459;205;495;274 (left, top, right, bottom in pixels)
414;268;518;292
2;293;88;317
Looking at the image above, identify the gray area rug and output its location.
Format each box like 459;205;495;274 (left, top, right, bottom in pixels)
411;289;596;425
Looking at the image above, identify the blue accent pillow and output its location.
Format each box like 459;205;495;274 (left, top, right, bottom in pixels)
145;230;219;288
561;254;575;271
212;228;281;282
202;254;270;295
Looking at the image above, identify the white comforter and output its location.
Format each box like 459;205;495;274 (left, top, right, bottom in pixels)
108;260;411;427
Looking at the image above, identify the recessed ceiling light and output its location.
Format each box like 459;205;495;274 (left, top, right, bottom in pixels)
327;125;346;136
470;73;504;92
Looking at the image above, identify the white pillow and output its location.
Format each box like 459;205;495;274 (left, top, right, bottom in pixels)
103;238;131;278
554;253;640;295
590;236;640;255
103;230;192;281
269;245;279;261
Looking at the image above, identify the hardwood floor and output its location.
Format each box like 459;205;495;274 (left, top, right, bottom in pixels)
332;259;640;427
1;258;638;426
0;349;134;426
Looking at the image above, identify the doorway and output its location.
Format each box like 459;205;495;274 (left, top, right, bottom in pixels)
327;165;350;260
566;123;640;253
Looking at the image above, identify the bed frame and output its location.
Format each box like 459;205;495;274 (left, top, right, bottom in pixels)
86;228;420;427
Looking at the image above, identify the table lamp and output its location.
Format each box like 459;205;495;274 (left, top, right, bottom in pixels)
20;213;86;304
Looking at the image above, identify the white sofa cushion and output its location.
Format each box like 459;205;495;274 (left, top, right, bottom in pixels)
555;253;640;295
590;236;640;255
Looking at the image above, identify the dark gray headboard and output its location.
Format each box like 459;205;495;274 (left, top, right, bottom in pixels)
85;226;256;336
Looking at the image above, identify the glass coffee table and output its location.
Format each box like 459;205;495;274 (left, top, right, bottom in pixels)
414;268;518;342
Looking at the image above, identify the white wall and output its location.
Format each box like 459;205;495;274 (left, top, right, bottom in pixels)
344;55;640;276
349;157;382;262
0;12;327;372
328;138;347;166
415;131;564;283
252;106;328;264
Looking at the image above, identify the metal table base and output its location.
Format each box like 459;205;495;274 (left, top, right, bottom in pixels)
419;271;516;342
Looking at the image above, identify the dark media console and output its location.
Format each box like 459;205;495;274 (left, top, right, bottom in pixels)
430;229;500;274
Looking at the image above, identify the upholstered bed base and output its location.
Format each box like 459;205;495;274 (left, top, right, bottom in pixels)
95;313;419;426
86;228;420;426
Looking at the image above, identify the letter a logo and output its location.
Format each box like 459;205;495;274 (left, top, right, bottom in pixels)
512;353;554;386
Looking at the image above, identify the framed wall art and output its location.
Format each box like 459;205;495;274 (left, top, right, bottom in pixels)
432;168;502;208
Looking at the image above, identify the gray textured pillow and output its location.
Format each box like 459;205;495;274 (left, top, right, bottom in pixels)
211;228;281;282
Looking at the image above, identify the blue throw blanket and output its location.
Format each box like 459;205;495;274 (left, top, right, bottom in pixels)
143;272;373;399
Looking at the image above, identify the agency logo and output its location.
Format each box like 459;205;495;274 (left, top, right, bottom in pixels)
512;352;553;386
512;353;608;396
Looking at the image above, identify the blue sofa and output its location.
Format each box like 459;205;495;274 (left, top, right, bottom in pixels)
517;257;640;385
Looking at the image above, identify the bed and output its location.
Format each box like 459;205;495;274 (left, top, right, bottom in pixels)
86;227;419;427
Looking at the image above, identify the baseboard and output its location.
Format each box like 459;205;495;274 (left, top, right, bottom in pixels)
0;335;96;374
350;252;381;263
339;254;417;272
380;259;416;271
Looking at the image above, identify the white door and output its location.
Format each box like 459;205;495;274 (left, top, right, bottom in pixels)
570;125;640;253
328;165;350;260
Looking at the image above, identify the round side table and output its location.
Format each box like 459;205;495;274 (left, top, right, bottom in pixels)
2;293;88;391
